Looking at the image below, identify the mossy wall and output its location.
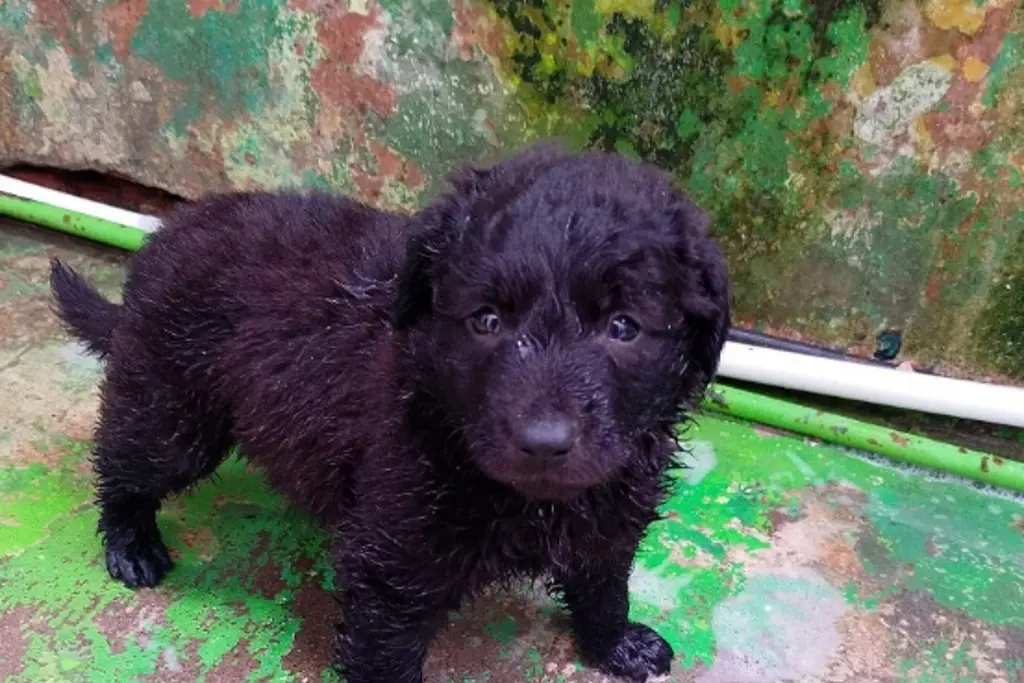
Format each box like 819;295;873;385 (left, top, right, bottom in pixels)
1;0;1022;380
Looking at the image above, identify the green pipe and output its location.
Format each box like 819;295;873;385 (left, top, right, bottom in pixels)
0;193;149;252
702;384;1024;492
5;189;1020;491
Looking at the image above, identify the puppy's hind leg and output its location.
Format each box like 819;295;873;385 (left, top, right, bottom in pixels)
92;374;231;589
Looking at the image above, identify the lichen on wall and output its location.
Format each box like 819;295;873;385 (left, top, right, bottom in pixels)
0;0;1022;379
482;0;1024;379
0;0;518;208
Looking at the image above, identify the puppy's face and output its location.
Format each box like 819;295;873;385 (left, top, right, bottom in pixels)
397;145;730;500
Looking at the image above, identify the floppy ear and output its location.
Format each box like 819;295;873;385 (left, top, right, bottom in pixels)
688;238;732;389
393;168;486;330
393;142;572;329
667;200;732;393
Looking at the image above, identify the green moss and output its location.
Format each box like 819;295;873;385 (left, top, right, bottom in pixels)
974;222;1024;378
486;0;881;317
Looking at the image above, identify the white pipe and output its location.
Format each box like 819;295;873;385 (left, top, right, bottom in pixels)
4;173;1023;427
0;174;162;233
718;343;1024;427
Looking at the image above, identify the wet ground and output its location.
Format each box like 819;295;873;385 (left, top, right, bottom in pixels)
1;216;1022;682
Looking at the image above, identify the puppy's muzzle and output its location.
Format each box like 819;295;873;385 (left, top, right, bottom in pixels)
515;414;577;461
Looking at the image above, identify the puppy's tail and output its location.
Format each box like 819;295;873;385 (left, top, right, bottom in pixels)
49;258;123;359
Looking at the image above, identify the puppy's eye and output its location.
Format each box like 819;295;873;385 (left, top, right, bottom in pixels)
607;314;640;343
468;308;502;336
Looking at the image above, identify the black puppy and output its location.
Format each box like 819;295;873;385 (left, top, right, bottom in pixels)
50;143;730;683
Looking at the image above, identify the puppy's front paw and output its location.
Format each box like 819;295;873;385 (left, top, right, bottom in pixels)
591;623;673;683
104;534;173;588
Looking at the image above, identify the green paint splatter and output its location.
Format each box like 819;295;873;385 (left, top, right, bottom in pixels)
0;0;32;32
0;458;89;556
0;451;329;683
983;32;1024;109
3;414;1022;679
131;0;282;135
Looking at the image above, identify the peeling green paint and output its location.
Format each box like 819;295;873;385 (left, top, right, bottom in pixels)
131;0;282;136
6;410;1021;681
0;0;1021;370
984;31;1024;109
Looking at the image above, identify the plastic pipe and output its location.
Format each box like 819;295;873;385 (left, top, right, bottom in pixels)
3;174;1023;430
727;327;891;366
0;193;149;252
718;343;1024;428
702;384;1024;492
0;173;161;233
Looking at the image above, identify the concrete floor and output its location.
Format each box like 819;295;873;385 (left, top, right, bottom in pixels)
1;216;1022;682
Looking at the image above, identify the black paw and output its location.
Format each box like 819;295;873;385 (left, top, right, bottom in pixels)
591;623;673;683
104;532;173;588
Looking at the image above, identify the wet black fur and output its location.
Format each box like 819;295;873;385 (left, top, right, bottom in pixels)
50;143;731;683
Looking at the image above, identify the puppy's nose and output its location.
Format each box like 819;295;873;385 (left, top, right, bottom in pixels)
517;416;576;459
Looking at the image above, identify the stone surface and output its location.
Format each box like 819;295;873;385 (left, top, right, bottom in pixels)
1;0;1023;379
1;217;1022;681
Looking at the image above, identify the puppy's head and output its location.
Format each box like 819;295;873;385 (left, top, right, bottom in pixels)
396;143;730;501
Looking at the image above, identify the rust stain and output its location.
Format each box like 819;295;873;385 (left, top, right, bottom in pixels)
370;140;402;177
992;456;1004;467
205;639;258;680
310;5;396;121
31;0;73;44
351;163;386;203
179;526;220;562
955;8;1012;67
925;271;942;301
404;159;426;191
889;432;910;447
451;0;507;62
92;592;175;659
188;0;238;18
924;84;992;152
924;6;1014;155
369;141;427;191
0;607;35;679
285;0;334;12
102;0;149;60
0;59;14;150
822;538;864;584
832;611;896;680
280;569;334;680
182;126;231;197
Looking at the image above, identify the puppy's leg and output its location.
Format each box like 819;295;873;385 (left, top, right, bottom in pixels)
556;554;674;683
332;542;456;683
332;591;441;683
92;374;231;588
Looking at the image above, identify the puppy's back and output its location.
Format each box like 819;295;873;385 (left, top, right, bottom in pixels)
112;192;411;518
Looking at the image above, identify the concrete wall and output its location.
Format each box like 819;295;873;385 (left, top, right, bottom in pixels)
1;0;1022;380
